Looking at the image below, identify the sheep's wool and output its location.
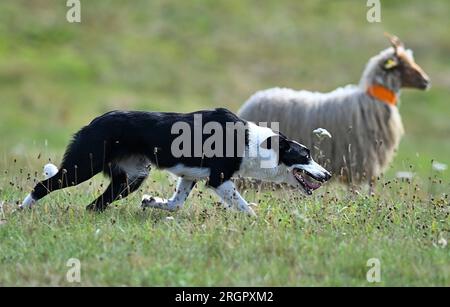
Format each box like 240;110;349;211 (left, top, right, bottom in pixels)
238;48;406;184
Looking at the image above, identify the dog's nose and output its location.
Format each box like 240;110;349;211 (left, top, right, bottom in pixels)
324;172;332;182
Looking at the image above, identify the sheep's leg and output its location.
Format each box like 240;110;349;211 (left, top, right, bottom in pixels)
368;176;376;196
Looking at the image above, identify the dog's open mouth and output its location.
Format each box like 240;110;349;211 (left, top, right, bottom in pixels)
293;168;323;195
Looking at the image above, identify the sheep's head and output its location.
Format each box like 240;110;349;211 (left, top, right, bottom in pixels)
361;34;431;93
382;33;431;90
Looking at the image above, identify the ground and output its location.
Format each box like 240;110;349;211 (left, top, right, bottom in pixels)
0;0;449;286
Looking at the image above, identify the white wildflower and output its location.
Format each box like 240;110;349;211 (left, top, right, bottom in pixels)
43;163;59;179
396;171;415;180
438;238;447;248
165;216;175;221
0;201;5;222
432;161;447;172
313;128;332;139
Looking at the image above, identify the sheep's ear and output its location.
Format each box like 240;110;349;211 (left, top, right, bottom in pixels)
383;57;399;70
384;32;404;54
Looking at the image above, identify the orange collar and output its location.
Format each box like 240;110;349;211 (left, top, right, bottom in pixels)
367;84;398;106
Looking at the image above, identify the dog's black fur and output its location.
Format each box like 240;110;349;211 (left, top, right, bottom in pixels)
30;108;249;210
25;108;331;213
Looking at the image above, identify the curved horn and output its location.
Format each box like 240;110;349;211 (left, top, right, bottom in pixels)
384;32;404;53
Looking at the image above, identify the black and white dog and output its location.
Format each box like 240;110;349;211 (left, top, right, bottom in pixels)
21;108;331;216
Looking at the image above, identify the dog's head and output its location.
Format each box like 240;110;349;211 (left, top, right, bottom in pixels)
260;134;331;195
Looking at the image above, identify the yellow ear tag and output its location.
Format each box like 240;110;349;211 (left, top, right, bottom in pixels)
384;58;397;69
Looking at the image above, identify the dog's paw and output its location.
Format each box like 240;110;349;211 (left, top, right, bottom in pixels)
247;207;257;217
141;194;153;210
85;204;106;212
141;195;165;210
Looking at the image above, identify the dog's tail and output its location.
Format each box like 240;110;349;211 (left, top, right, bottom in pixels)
21;124;112;208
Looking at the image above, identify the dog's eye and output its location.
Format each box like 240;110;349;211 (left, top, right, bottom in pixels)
304;149;311;159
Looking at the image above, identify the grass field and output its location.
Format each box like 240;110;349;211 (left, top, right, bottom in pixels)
0;0;449;286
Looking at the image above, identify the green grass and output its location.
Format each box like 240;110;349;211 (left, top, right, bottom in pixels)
1;172;449;286
0;0;449;286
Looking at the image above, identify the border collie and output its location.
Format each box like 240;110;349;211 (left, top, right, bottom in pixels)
21;108;331;216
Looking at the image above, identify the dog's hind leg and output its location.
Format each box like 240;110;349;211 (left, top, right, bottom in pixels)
87;157;150;211
141;177;196;211
210;180;256;217
21;150;103;209
87;171;148;211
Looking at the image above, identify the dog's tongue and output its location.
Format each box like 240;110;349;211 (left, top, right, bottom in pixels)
304;178;321;190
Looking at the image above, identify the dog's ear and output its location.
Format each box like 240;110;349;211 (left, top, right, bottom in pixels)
260;135;289;151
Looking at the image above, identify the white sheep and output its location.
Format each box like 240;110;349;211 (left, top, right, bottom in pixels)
238;34;430;186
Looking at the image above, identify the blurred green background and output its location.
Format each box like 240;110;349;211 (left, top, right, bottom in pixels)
0;0;449;181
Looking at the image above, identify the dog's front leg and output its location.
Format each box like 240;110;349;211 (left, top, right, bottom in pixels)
211;180;256;217
141;177;195;211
